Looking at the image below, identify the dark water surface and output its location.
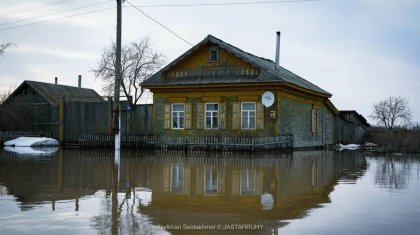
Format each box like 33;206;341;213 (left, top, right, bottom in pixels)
0;149;419;235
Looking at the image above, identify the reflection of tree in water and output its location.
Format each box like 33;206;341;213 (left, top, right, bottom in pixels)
90;163;157;235
374;156;418;191
90;162;142;235
91;195;112;234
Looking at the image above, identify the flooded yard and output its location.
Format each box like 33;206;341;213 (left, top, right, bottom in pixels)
0;149;419;235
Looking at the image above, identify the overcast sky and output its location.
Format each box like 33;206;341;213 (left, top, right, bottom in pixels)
1;0;419;124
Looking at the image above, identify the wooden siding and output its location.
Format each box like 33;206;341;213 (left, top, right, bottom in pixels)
62;101;153;144
0;102;60;139
165;43;256;76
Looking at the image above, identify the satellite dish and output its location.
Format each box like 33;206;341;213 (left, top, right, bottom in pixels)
262;91;275;108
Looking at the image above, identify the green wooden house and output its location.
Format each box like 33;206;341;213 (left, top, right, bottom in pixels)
142;34;342;148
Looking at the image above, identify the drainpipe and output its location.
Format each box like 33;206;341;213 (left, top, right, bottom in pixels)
275;31;281;70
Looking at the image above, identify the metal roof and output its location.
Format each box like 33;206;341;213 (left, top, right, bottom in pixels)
6;80;104;105
142;35;331;97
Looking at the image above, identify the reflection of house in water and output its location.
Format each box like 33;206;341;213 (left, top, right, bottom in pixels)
0;150;367;234
138;151;367;234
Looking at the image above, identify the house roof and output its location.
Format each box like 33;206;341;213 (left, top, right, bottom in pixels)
4;80;104;105
340;110;371;127
142;35;331;97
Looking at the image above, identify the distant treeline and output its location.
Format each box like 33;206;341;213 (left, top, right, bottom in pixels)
364;127;420;154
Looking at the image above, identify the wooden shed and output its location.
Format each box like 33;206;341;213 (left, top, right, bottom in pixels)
337;110;370;144
0;80;103;141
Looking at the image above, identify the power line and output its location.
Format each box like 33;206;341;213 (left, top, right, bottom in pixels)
0;0;78;17
0;0;324;31
125;1;193;46
0;1;113;26
0;7;115;31
130;0;323;8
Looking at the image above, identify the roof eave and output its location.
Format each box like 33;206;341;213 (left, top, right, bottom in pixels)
144;81;332;98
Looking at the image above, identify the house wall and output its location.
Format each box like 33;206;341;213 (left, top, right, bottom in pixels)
152;89;336;148
8;85;47;104
0;87;60;139
323;106;336;145
278;96;335;148
154;92;277;138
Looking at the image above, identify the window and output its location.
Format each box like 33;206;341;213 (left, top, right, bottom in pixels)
209;47;219;62
171;164;184;193
240;169;255;195
311;109;318;133
205;103;218;129
241;102;256;129
204;167;218;193
171;103;185;129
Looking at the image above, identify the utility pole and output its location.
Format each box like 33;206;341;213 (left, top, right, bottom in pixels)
114;0;123;150
112;3;122;231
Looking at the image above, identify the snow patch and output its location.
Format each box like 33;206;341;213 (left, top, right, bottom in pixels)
337;144;360;151
4;137;58;147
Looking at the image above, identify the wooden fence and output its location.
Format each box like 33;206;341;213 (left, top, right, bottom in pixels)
79;134;293;151
63;100;152;144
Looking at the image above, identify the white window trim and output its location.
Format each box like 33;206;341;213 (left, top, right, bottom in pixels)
241;102;256;130
204;102;219;129
171;103;185;130
311;109;318;133
204;167;218;193
240;169;255;195
170;164;183;193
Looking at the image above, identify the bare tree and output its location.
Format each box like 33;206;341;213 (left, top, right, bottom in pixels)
0;88;13;105
371;96;412;130
0;43;16;57
92;37;165;106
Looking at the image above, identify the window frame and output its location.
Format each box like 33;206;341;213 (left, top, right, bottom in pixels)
240;169;256;195
241;102;256;130
204;167;218;194
171;103;185;130
204;102;219;129
208;46;219;63
311;108;318;133
170;164;184;193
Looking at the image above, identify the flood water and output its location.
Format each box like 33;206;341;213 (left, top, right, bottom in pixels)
0;149;419;235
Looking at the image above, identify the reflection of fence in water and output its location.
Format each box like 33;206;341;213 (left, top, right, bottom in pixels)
78;135;293;151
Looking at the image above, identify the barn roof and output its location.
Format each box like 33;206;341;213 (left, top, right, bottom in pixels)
5;80;104;105
340;110;371;127
142;34;331;97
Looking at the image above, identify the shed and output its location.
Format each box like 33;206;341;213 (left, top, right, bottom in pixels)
0;80;104;140
336;110;370;144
